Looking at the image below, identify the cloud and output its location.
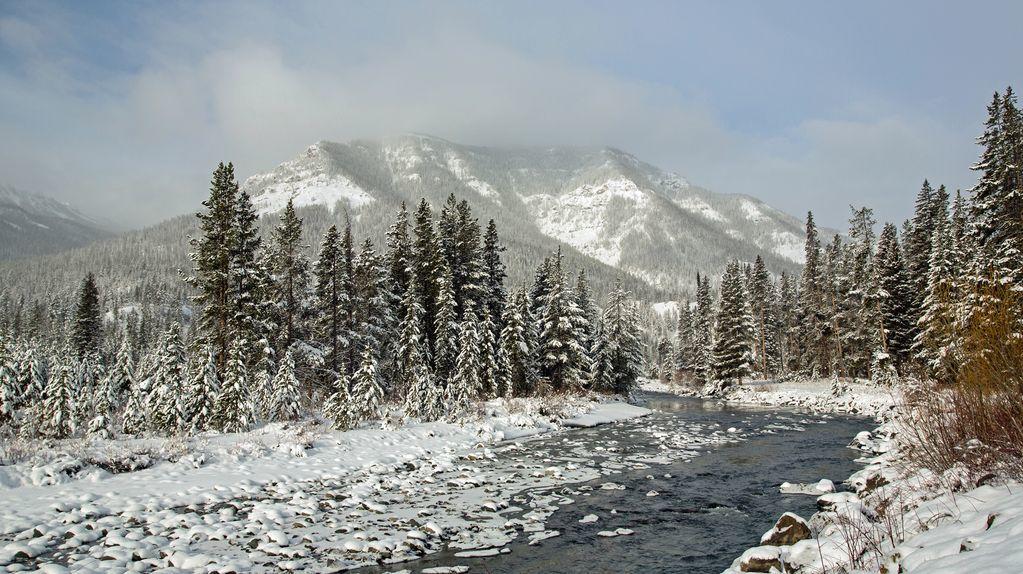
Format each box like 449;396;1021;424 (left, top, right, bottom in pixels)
0;2;980;229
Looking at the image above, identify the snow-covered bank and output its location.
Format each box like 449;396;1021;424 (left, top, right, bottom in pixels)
722;416;1023;573
642;378;899;419
0;395;650;571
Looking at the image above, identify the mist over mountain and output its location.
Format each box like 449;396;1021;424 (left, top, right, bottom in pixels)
0;185;112;261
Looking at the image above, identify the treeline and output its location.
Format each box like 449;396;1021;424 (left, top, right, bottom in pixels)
0;165;644;439
651;87;1023;396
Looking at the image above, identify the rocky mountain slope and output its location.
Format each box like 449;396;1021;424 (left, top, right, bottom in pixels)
242;134;823;293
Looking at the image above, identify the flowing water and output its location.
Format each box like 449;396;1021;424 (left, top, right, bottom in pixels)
358;392;869;574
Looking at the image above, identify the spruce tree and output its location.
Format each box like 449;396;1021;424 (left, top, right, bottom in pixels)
396;274;429;403
187;162;239;371
269;199;310;352
434;261;459;382
447;307;482;417
673;301;696;382
352;347;384;423
71;272;101;358
323;377;355;430
412;199;442;362
748;256;780;377
86;373;113;439
109;336;136;407
230;189;263;352
590;280;643;395
481;219;508;340
386;202;413;310
183;347;218;432
712;260;754;387
693;274;714;383
269;349;302;422
917;208;958;380
796;212;831;377
214;339;253;433
537;250;588;390
499;288;536;397
151;324;186;433
0;339;16;426
574;268;598;356
871;223;914;369
314;224;348;378
353;238;393;366
42;354;75;439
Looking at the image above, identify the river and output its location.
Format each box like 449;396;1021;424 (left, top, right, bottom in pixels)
357;392;869;574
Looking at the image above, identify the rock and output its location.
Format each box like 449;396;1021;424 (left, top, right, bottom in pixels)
816;492;859;511
738;545;783;572
760;512;811;546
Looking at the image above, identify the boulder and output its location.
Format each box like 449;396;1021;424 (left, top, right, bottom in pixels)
738;545;783;572
760;512;812;546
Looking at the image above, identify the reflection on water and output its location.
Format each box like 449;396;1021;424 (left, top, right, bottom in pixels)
358;393;868;574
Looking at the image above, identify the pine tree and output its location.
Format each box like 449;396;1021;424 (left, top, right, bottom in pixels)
230;189;263;353
777;272;798;374
86;373;113;439
269;349;302;422
434;261;459;382
269;199;310;352
796;212;831;377
109;336;136;407
353;238;394;366
673;301;696;382
0;339;16;426
71;272;101;358
499;288;536;397
748;256;780;378
841;207;878;378
314;224;348;378
323;377;355;430
481;219;508;339
693;274;714;383
447;308;482;417
42;353;75;439
590;280;644;395
574;268;598;356
479;308;499;398
537;250;589;390
352;348;384;423
871;223;914;370
121;374;147;436
249;338;275;421
395;274;429;404
183;347;218;432
386;202;413;309
151;324;186;433
712;260;754;387
412;199;442;361
917;205;958;380
214;339;253;433
187;162;239;371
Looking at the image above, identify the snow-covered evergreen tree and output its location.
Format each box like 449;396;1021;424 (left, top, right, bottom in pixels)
537;250;589;391
151;324;186;433
108;336;136;407
214;339;253;433
71;272;101;358
269;198;310;353
353;238;394;366
693;274;714;383
269;349;301;422
796;211;831;377
498;287;536;397
183;347;218;432
448;307;483;415
323;377;355;430
434;261;459;383
711;260;754;387
230;189;263;352
187;162;239;371
352;347;384;423
42;353;75;438
871;223;914;370
590;280;644;395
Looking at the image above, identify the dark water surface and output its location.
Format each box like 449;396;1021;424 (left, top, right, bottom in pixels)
360;393;868;574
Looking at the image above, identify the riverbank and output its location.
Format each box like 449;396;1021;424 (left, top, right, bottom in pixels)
0;395;651;571
721;400;1023;573
641;378;899;420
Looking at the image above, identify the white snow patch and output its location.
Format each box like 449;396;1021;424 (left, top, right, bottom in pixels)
674;196;726;222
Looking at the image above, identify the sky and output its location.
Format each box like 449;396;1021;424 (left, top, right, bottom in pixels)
0;0;1020;230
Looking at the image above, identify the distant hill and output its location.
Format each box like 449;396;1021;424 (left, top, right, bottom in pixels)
0;185;111;260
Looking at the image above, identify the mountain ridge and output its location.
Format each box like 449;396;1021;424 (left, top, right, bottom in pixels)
0;185;112;260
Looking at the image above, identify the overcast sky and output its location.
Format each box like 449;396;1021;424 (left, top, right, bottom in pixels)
1;1;1020;229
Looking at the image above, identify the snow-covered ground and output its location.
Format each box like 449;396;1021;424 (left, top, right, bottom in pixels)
0;396;651;572
642;378;900;420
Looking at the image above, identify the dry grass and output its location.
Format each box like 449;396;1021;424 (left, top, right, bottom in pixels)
905;283;1023;481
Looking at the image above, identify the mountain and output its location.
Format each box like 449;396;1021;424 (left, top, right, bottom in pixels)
0;135;832;306
0;185;111;260
243;135;822;291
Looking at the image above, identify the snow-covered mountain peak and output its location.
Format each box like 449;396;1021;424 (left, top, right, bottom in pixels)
242;135;827;292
